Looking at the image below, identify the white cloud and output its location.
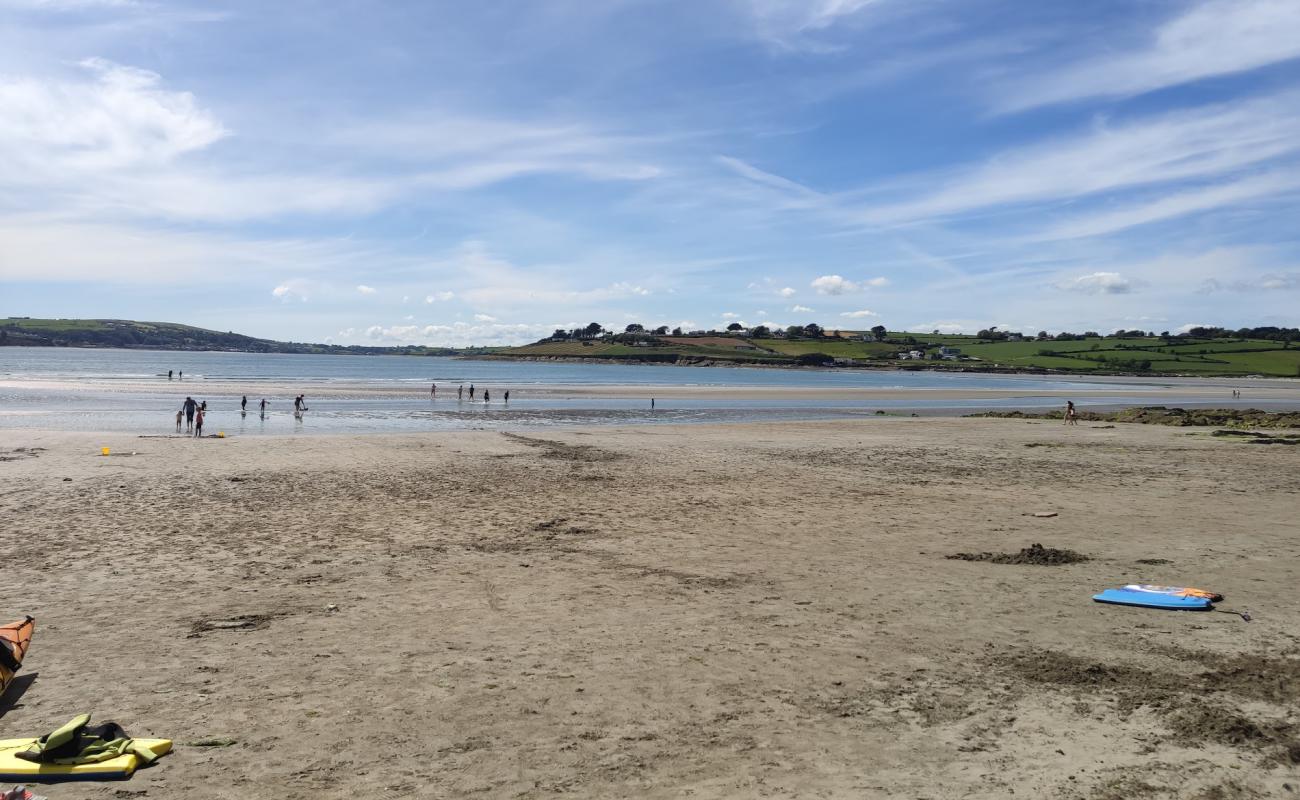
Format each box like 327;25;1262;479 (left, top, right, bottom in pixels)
356;284;377;295
473;313;497;322
778;286;796;297
425;291;455;303
721;312;741;319
810;274;886;294
1057;272;1135;295
1002;0;1300;112
840;309;877;318
0;57;226;172
791;304;815;313
271;280;310;303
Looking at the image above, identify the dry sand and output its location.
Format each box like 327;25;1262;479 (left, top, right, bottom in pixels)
1;418;1298;799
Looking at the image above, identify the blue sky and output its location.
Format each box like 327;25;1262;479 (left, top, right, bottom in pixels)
1;0;1298;345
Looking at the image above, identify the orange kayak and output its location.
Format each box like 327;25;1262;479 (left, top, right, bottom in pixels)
0;617;34;696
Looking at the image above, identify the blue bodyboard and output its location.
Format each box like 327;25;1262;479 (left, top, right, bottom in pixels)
1093;585;1217;610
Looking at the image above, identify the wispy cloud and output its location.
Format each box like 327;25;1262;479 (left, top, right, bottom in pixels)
865;93;1300;226
738;0;885;51
1032;172;1300;241
1000;0;1300;112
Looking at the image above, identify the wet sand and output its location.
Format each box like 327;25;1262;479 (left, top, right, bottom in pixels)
1;418;1298;798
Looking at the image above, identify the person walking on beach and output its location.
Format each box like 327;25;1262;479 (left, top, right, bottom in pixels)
483;389;490;403
168;370;173;381
504;390;509;404
469;384;475;400
178;371;183;380
194;406;205;438
430;382;437;398
458;384;463;400
241;395;247;413
259;398;268;417
1065;400;1078;426
183;396;197;431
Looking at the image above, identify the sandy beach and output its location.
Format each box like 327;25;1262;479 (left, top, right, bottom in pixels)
1;418;1298;798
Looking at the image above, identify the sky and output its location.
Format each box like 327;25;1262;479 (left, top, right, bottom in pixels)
1;0;1299;346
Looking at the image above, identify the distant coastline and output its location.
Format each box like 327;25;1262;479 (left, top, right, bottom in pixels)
0;317;496;358
6;316;1298;378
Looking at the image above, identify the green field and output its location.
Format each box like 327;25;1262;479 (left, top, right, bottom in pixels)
499;332;1299;376
757;339;898;359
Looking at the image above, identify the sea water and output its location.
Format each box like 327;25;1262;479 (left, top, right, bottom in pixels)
0;347;1287;435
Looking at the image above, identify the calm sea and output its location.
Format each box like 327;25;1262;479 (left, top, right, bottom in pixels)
0;346;1274;435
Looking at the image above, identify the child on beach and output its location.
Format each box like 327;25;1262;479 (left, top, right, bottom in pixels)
175;409;183;432
194;407;205;438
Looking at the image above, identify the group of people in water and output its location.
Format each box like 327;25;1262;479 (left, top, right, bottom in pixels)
172;380;511;436
430;383;509;404
174;393;305;436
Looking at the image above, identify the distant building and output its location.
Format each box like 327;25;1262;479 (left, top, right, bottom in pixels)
939;346;961;359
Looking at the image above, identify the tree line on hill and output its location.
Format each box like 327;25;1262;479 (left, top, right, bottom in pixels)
547;322;890;341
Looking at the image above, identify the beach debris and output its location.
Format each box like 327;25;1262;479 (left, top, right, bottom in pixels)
1212;430;1300;445
1135;558;1172;565
324;604;339;613
0;448;44;463
184;738;236;748
1027;511;1058;518
189;614;275;637
101;447;110;456
947;543;1090;566
2;785;47;800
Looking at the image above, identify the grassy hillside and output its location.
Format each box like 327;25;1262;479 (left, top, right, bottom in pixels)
496;330;1300;377
0;318;491;356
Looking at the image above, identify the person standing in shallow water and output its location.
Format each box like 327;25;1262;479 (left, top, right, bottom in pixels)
469;384;475;400
458;385;463;400
241;395;247;413
183;396;197;431
430;382;436;398
483;389;490;403
504;390;509;404
194;406;205;438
